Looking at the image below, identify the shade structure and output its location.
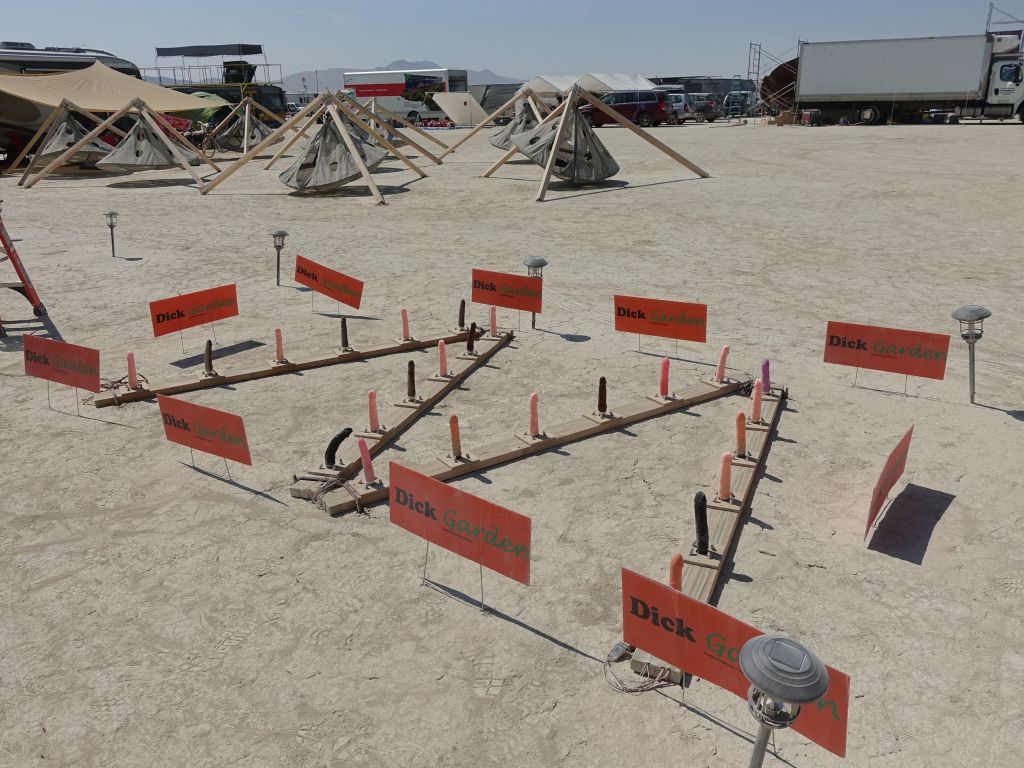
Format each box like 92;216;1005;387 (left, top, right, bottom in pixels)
96;117;199;172
512;109;619;183
0;61;214;112
35;113;112;167
489;107;537;150
278;118;388;193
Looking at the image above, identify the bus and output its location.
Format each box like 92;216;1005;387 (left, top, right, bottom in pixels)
342;68;469;122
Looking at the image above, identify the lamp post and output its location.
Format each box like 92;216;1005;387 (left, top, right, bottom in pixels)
951;305;992;404
104;211;118;258
739;634;829;768
522;256;547;329
271;229;288;286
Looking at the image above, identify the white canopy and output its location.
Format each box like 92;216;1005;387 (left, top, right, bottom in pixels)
520;73;657;96
520;75;580;95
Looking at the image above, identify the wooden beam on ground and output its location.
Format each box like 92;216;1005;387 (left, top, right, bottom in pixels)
679;387;787;603
326;103;386;204
94;326;482;408
337;93;443;165
577;90;710;178
536;87;579;202
292;377;747;515
438;89;529;159
481;98;568;178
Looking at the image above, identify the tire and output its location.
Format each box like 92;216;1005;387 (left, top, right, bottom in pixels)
695;112;706;123
637;111;653;127
859;105;884;125
407;111;420;123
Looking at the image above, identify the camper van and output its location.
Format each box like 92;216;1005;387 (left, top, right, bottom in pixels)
342;69;469;122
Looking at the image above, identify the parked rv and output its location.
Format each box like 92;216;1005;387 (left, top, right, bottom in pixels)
795;33;1024;124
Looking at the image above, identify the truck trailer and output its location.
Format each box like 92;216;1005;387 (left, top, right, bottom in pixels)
795;33;1024;124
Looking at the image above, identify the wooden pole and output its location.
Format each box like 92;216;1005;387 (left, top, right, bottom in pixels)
139;108;209;189
202;92;331;194
16;103;70;185
333;97;426;179
356;95;450;149
577;90;710;178
19;101;128;184
437;89;529;159
526;94;544;121
536;88;579;202
242;101;253;155
145;106;221;173
262;104;326;169
337;93;442;164
326;104;385;205
8;101;68;175
24;100;136;188
481;99;568;178
203;98;246;143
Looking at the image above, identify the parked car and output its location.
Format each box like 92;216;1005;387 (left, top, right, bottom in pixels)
285;102;299;115
579;90;672;127
688;93;722;122
664;92;704;123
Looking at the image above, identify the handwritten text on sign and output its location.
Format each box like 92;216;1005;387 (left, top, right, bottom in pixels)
156;394;252;465
23;335;101;393
294;255;364;309
149;284;239;338
621;568;850;757
824;321;949;380
471;269;542;313
389;462;531;585
614;295;708;343
866;425;914;539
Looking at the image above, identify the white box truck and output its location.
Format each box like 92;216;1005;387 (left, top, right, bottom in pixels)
795;33;1024;124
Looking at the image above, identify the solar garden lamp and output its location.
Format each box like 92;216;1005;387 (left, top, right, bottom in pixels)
522;256;547;329
951;305;992;404
271;229;289;286
740;635;829;768
104;211;118;258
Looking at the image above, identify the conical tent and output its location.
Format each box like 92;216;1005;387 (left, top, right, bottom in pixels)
96;117;200;172
279;118;388;193
511;110;619;183
35;113;112;167
215;111;277;152
489;107;538;150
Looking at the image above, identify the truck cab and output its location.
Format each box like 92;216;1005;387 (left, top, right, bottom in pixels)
986;60;1023;117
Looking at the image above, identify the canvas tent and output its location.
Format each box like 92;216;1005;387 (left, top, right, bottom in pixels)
96;117;199;172
489;106;538;150
279;119;388;193
33;112;112;168
203;97;283;154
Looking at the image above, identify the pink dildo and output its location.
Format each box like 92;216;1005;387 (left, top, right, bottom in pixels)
274;328;285;363
659;356;670;398
751;380;763;423
438;340;449;377
489;305;497;337
718;451;733;501
761;359;770;393
358;438;375;484
368;390;380;432
735;411;747;457
127;352;139;389
401;307;410;340
449;414;462;458
669;552;683;591
715;344;730;383
529;392;540;437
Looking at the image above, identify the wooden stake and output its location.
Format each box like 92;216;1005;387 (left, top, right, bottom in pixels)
536;88;579;202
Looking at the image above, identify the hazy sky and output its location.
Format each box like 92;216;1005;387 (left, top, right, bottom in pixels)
3;1;1010;77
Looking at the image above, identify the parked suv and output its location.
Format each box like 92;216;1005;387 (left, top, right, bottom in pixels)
662;91;703;123
688;92;723;122
579;90;672;127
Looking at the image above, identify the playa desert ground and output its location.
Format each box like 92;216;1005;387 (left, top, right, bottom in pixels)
1;120;1022;768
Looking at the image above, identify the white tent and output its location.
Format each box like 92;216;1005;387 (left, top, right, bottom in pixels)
520;75;580;96
520;74;657;96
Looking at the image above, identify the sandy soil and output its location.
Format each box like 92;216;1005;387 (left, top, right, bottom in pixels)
1;120;1022;768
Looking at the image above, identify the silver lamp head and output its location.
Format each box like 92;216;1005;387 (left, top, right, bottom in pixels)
523;256;548;277
105;211;118;227
952;305;991;343
740;635;829;729
272;229;289;249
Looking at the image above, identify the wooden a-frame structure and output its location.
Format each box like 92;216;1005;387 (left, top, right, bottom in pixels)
437;87;547;159
202;96;288;155
22;98;221;190
484;84;711;202
202;91;434;204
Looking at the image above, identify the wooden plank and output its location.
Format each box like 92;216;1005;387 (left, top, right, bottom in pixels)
262;104;326;170
350;95;449;152
307;378;748;515
536;87;579;202
94;327;481;408
482;99;568;178
145;104;221;173
327;103;387;203
9;101;67;177
437;89;527;159
332;99;427;179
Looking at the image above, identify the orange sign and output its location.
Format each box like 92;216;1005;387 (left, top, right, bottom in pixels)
866;425;914;539
824;321;949;380
156;395;252;465
389;462;531;584
621;568;850;757
23;335;101;393
471;269;542;313
294;255;364;309
614;294;707;342
149;284;239;337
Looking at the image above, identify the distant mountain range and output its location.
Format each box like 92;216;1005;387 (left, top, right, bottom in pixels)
282;59;522;93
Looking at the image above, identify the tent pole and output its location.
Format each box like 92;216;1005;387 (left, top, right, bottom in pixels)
526;94;544;122
356;96;449;150
25;101;136;188
337;93;442;165
577;90;710;178
204;98;246;143
482;98;568;178
139;107;209;189
536;87;579;202
438;89;529;159
16;103;71;184
242;101;252;155
201;91;331;194
146;107;221;173
333;97;426;178
263;104;327;169
326;103;385;205
7;101;67;175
